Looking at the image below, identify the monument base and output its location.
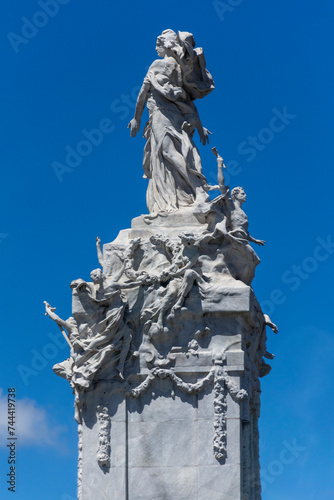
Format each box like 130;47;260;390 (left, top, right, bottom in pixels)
78;299;263;500
47;204;272;500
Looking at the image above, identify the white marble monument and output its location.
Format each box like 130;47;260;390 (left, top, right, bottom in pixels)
45;29;277;500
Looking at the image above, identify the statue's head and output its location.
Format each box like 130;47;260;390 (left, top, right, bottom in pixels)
177;31;196;49
90;268;102;284
180;232;197;247
231;186;246;203
70;279;86;290
156;29;178;57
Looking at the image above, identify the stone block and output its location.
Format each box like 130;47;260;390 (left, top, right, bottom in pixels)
198;464;241;500
128;466;198;500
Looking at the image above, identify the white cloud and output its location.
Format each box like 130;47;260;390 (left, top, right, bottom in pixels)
0;388;68;449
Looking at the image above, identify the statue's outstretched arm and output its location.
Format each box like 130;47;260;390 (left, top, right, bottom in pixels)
247;234;266;246
44;301;70;331
96;236;103;267
212;147;228;194
44;301;73;348
263;314;278;333
128;80;151;137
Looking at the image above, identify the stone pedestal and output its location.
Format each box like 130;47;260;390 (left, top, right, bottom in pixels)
48;206;271;500
76;206;266;499
78;293;263;500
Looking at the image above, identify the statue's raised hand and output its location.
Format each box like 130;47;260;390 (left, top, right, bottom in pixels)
254;239;265;246
128;118;141;137
199;127;212;146
44;301;56;316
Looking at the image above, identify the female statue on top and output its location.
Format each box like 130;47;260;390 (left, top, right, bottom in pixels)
128;29;214;213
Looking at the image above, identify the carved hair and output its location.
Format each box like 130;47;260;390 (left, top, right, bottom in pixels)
180;232;197;246
177;31;196;48
158;29;178;49
231;186;245;200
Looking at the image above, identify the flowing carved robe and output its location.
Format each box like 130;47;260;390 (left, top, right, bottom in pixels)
142;56;210;213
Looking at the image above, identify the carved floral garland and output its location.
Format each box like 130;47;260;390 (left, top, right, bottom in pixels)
96;406;111;467
127;364;248;462
213;363;248;461
128;367;215;398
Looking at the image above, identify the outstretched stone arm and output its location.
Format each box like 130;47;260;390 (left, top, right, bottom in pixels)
212;147;227;193
105;280;143;291
44;301;73;348
96;237;103;268
228;227;265;246
264;314;278;333
44;302;69;329
247;235;266;246
128;80;151;137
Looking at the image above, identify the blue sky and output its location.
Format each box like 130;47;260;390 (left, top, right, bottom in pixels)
1;1;333;498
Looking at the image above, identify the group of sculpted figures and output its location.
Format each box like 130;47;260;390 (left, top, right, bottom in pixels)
44;146;276;420
44;29;277;425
